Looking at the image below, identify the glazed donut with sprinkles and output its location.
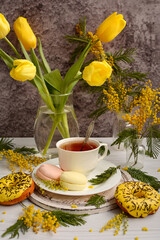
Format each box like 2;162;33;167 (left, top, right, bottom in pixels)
0;172;35;205
115;181;160;218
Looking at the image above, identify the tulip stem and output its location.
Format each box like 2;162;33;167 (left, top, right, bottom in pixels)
42;117;58;156
4;37;21;59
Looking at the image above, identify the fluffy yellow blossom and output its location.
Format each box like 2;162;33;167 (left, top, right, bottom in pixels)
1;219;4;222
75;24;83;36
105;55;114;67
103;81;130;113
89;229;93;232
0;149;46;173
100;212;128;235
19;205;59;234
122;81;160;134
2;211;6;214
87;31;105;58
88;185;94;189
142;227;148;231
74;237;78;240
71;205;77;208
157;169;160;172
122;167;128;171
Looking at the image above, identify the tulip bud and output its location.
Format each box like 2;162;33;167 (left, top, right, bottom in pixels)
96;12;126;43
13;17;37;51
82;60;112;86
10;59;36;81
0;13;10;39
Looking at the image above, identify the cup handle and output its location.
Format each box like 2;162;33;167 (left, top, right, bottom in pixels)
98;143;108;161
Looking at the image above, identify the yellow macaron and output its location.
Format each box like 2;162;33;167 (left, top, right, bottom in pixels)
60;171;87;191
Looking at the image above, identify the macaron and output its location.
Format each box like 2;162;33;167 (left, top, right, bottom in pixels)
36;164;63;181
60;171;87;191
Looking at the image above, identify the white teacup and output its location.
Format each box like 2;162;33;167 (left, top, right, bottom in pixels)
56;137;108;174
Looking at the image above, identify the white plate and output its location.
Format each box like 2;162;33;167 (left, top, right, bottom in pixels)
32;158;121;196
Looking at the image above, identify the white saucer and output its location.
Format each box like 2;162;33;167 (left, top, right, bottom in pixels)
32;158;121;196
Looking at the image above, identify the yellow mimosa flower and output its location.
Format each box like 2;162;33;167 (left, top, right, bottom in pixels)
82;60;112;86
13;17;37;51
96;12;126;43
0;13;10;39
10;59;36;81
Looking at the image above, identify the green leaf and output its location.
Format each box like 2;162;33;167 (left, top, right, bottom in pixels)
38;38;51;73
99;146;110;156
18;40;31;61
64;35;89;44
44;69;63;93
33;75;55;111
0;49;13;69
69;44;87;64
30;48;44;80
0;55;13;69
63;41;91;92
66;71;82;93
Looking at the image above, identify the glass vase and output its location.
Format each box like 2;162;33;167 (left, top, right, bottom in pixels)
125;138;145;169
112;112;126;150
34;92;79;159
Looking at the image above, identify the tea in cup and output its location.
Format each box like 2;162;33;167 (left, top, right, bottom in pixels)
56;137;108;174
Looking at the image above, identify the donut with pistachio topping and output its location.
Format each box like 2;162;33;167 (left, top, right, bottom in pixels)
115;181;160;218
0;172;35;205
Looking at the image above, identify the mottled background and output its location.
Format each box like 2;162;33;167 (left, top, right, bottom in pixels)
0;0;160;137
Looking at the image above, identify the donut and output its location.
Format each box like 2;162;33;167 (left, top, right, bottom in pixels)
0;172;35;205
36;164;63;181
60;171;87;191
115;181;160;218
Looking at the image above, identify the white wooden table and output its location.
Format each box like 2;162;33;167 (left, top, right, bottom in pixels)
0;138;160;240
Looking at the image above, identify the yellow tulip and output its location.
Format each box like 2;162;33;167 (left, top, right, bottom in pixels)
0;13;10;39
10;59;36;81
96;12;126;43
13;17;37;51
82;60;112;86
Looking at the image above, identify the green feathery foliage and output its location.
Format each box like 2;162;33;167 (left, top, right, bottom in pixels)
0;137;37;155
14;146;37;155
2;211;88;238
111;129;138;149
50;211;88;227
0;137;14;151
85;194;106;208
112;126;160;160
126;168;160;191
89;166;120;185
111;48;136;63
1;220;29;239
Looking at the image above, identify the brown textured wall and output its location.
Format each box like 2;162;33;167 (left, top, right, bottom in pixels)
0;0;160;137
